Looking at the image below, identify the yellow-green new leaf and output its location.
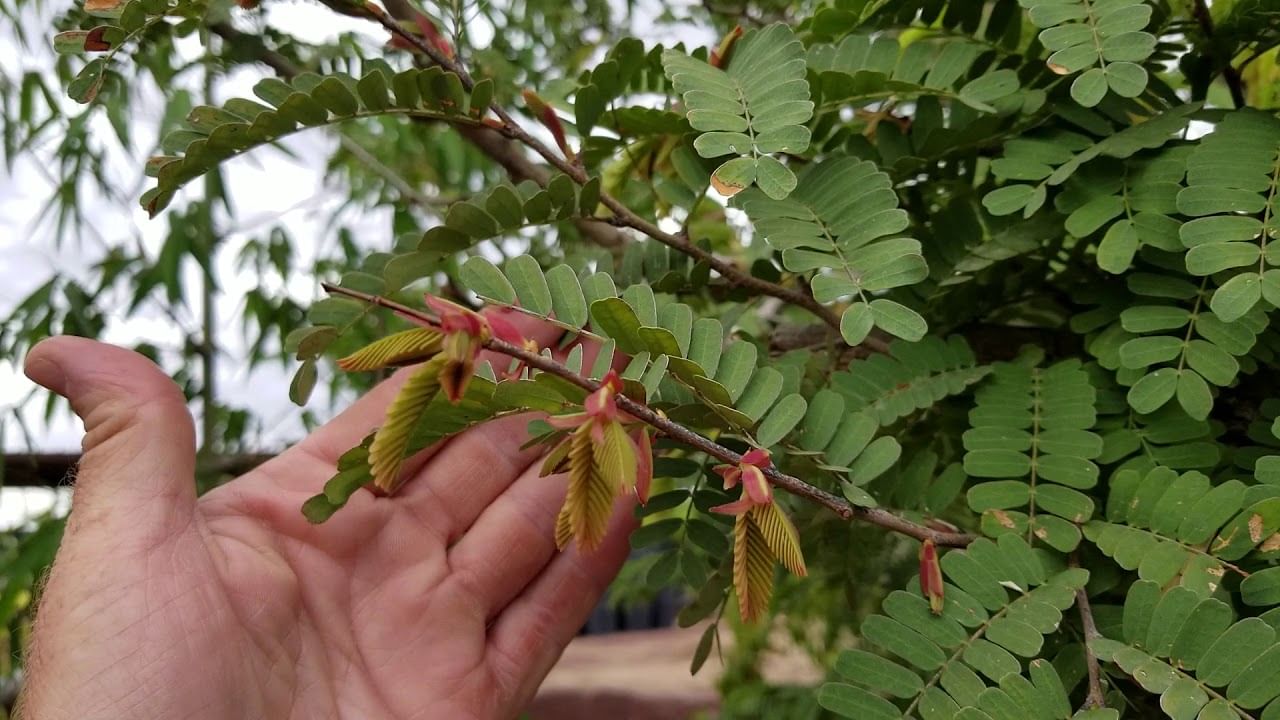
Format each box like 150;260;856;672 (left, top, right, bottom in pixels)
594;419;638;493
561;427;621;552
368;357;444;493
337;327;443;371
751;502;807;577
734;513;776;622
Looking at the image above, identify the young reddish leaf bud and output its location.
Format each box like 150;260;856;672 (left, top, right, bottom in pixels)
711;448;774;515
631;427;653;505
414;13;455;59
709;25;743;69
522;89;575;161
919;539;945;615
583;369;623;421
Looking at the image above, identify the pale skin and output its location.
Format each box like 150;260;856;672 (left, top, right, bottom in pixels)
17;316;636;720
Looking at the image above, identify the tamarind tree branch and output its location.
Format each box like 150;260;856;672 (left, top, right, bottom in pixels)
321;282;975;548
359;6;844;331
1070;553;1107;710
207;21;627;249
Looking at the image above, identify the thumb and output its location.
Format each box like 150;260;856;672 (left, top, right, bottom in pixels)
24;336;197;541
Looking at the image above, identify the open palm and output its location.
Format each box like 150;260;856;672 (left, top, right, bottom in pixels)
18;329;635;720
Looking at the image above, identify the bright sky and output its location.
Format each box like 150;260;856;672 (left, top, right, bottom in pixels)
0;1;711;525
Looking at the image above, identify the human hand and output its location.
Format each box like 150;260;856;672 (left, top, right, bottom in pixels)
18;323;636;720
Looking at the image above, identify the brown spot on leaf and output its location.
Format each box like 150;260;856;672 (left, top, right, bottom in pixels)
1249;513;1265;544
84;0;122;12
710;173;746;197
990;510;1017;530
1262;533;1280;553
1047;62;1070;75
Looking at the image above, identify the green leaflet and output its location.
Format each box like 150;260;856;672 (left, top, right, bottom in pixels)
807;33;1025;114
141;65;484;215
570;37;660;136
831;335;990;426
1086;465;1280;596
1092;580;1280;717
1018;0;1156;107
984;105;1198;219
449;255;811;445
965;360;1100;551
820;535;1087;720
738;156;930;341
1177;110;1280;322
662;24;813;199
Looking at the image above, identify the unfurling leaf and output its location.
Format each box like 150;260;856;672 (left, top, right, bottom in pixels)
560;423;621;552
919;538;944;615
709;25;742;68
523;90;575;161
337;327;443;371
733;513;775;623
751;502;806;577
368;356;445;493
596;419;638;496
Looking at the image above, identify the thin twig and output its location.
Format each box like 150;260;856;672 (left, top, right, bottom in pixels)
361;8;844;331
321;282;976;547
1070;553;1107;710
208;21;627;249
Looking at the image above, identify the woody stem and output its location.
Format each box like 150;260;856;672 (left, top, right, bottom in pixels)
361;6;843;331
321;283;975;548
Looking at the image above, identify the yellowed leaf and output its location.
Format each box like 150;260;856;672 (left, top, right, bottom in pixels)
710;173;746;197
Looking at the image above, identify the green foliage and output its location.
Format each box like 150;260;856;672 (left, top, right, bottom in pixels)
964;360;1101;552
819;535;1090;720
806;34;1026;114
1092;581;1280;717
142;64;485;214
1018;0;1156;107
15;0;1280;715
1177;109;1280;322
662;24;813;199
739;156;930;343
830;335;989;427
1086;465;1280;595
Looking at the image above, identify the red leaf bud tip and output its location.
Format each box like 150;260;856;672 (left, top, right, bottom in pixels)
709;25;742;69
919;539;945;615
413;13;455;59
711;448;774;515
632;428;653;505
522;89;575;161
386;12;454;58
